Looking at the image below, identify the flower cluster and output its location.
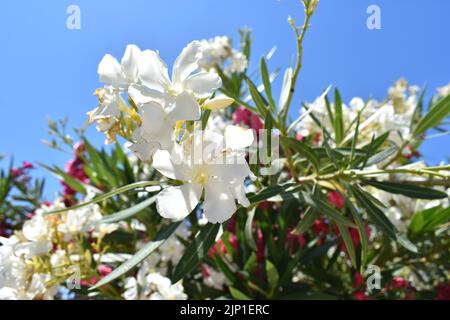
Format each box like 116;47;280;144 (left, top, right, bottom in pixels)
88;40;255;224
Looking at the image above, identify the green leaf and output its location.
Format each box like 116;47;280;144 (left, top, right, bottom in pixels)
201;109;212;130
172;223;221;282
39;163;87;195
365;146;397;167
343;191;369;270
260;57;276;112
335;221;357;268
414;93;450;135
229;287;251;300
100;194;158;224
248;183;296;204
350;185;418;253
349;113;361;164
365;180;448;200
90;222;181;290
333;88;344;144
281;136;320;172
45;181;160;214
246;77;268;118
265;260;279;298
292;207;318;235
303;192;355;228
409;85;426;131
409;206;450;235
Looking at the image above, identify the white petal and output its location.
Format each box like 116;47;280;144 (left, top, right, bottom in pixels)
210;159;252;184
278;67;293;111
203;180;236;224
183;72;222;99
140;101;167;134
156;184;202;220
172;41;202;84
128;83;170;106
203;96;234;110
232;183;250;207
153;149;192;181
121;44;141;83
129;139;160;162
167;91;201;121
225;125;254;150
98;54;128;89
138;50;170;92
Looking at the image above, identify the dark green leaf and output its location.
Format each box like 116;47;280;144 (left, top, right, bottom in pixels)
260;57;276;112
281;136;320;172
414;93;450;135
172;223;221;282
365;180;448;200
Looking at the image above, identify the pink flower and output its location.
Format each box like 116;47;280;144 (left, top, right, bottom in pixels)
327;191;345;209
354;291;368;300
232;106;264;132
287;228;306;255
256;229;265;263
353;272;365;288
295;133;304;141
98;264;113;277
22;161;34;169
436;283;450;300
390;277;408;289
232;106;252;125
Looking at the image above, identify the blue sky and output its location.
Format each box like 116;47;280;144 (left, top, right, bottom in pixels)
1;0;449;196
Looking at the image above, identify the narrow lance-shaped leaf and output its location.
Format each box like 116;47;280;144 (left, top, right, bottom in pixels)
99;194;158;224
335;221;357;268
246;77;268;118
414;93;450;135
342;191;369;270
281;136;320;172
45;181;160;214
365;180;448;200
172;223;221;283
350;185;418;253
303;192;355;228
334;88;344;144
260;57;276;112
90;222;181;290
365;146;398;167
292;207;318;235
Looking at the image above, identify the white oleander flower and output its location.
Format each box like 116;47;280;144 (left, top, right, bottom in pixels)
128;41;222;161
122;264;187;300
153;125;254;223
437;82;450;97
19;214;52;257
202;265;229;290
58;205;102;239
198;36;232;71
87;86;124;123
158;224;189;265
0;237;57;300
227;49;248;73
98;44;142;91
